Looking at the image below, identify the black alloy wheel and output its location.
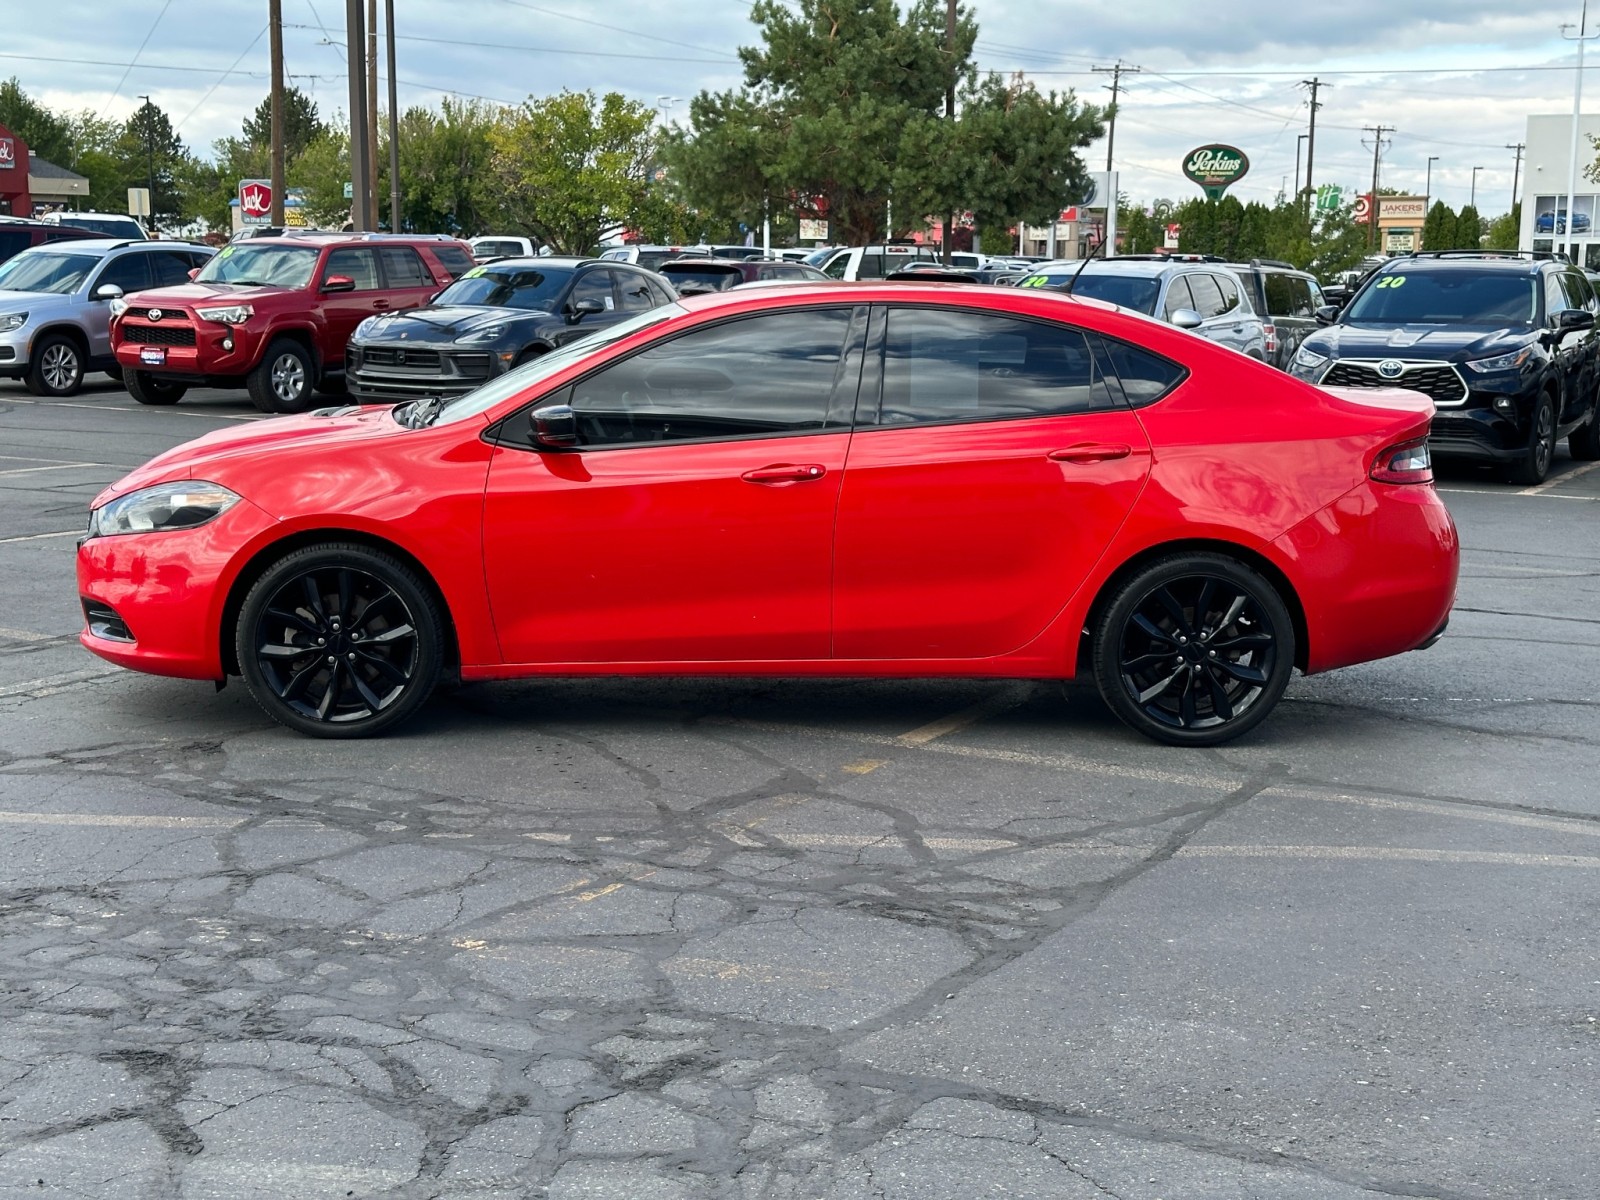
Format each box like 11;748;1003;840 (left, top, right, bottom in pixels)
236;544;443;737
1092;554;1295;747
1508;395;1557;485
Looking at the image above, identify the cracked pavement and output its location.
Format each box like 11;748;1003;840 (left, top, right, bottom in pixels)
0;382;1597;1198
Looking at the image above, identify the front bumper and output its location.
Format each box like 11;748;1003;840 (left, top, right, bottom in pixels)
0;327;35;374
112;314;263;381
346;341;503;404
76;496;278;681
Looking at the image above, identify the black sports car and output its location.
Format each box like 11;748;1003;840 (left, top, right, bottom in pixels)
346;256;676;404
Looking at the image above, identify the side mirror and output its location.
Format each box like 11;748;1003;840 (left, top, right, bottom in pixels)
1558;307;1595;332
94;284;123;302
529;403;578;448
1169;307;1204;330
1314;304;1341;326
321;274;356;293
567;297;605;322
187;267;200;281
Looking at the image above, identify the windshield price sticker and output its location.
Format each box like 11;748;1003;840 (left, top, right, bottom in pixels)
1375;276;1407;289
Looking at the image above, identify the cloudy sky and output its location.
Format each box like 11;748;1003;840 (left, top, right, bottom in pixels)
7;0;1600;215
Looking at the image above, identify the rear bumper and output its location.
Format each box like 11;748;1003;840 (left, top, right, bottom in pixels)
1274;479;1459;674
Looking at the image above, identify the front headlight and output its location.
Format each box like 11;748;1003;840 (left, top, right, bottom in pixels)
459;323;508;344
87;482;240;538
195;304;254;325
109;298;129;318
1292;343;1329;371
1464;347;1533;374
0;312;28;334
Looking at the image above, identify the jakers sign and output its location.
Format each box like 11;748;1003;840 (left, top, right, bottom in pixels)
1183;144;1250;201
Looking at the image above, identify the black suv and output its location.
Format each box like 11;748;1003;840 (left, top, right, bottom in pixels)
1227;258;1327;370
347;256;676;404
1289;252;1600;484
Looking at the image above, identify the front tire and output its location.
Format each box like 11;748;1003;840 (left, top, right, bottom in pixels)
236;543;443;738
1091;553;1295;747
1507;394;1557;485
24;334;84;396
123;369;186;405
247;339;316;413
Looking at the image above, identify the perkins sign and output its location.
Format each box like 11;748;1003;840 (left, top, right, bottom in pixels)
1183;144;1250;201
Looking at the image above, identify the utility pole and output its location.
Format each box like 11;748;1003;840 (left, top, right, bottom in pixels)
268;0;285;225
345;0;370;231
1299;78;1327;214
1470;166;1483;210
1505;142;1525;208
366;0;379;229
1562;5;1599;255
941;0;955;264
137;94;156;235
1424;155;1440;213
1294;133;1307;201
1364;124;1394;250
386;0;400;232
1092;60;1142;174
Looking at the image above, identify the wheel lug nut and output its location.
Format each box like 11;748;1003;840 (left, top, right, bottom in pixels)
347;652;356;660
326;656;336;665
1209;650;1217;657
316;638;325;645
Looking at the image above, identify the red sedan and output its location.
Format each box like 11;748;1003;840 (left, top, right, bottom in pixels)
77;283;1458;746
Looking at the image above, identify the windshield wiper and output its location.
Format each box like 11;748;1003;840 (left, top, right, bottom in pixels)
403;395;448;428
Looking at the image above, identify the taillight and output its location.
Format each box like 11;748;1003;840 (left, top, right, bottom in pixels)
1262;323;1278;354
1370;436;1433;484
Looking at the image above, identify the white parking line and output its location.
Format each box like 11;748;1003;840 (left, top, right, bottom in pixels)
0;810;242;829
894;685;1031;747
0;626;58;643
1;396;264;421
0;462;106;478
0;667;120;698
0;530;81;545
1520;458;1600;496
1177;845;1600;869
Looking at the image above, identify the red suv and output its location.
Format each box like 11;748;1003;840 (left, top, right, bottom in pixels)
110;233;475;412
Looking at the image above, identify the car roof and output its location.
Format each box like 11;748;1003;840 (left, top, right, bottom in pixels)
472;255;597;268
1375;255;1547;274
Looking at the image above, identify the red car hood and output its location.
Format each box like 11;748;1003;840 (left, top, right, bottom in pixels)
93;407;412;509
120;281;304;307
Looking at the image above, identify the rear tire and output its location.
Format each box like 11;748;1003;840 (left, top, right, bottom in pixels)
123;369;186;406
247;339;316;413
1091;553;1295;747
24;333;84;396
1569;406;1600;461
236;542;443;738
1506;395;1557;485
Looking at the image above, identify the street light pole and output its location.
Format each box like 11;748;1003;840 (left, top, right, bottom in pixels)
1294;134;1308;200
1471;166;1483;210
137;94;155;235
1561;3;1600;252
1424;155;1440;213
385;0;400;232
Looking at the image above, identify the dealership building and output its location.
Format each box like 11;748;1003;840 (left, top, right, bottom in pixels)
1519;113;1600;267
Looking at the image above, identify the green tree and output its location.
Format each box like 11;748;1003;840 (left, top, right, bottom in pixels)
117;99;189;231
0;77;71;164
386;98;502;235
1422;201;1456;253
241;87;326;160
670;0;979;245
1454;204;1483;249
1119;201;1159;254
1485;203;1521;251
58;110;125;210
488;90;662;253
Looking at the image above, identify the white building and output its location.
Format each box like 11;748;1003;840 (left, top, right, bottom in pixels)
1520;113;1600;266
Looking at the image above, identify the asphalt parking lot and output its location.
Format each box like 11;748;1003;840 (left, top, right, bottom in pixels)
1;378;1597;1200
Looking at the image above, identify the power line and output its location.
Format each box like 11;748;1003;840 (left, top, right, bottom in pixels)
96;0;174;118
496;0;737;58
175;25;270;133
286;25;731;64
1093;60;1141;172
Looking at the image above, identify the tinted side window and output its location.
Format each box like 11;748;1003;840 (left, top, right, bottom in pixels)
858;253;886;279
149;250;194;286
570;270;617;312
1560;271;1592;312
1100;337;1188;406
433;244;476;278
1162;276;1196;318
1207;273;1239;315
648;278;676;306
325;248;380;290
0;230;30;261
1263;273;1296;317
875;309;1119;426
93;254;152;294
616;270;658;312
1306;278;1326;311
379;247;430;288
1184;273;1227;318
569;309;851;446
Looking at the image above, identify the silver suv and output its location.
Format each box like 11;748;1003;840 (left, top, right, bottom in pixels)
1019;255;1269;360
0;239;214;396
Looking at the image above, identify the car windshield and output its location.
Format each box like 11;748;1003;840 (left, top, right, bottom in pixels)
803;248;834;267
428;304;685;426
195;243;320;287
60;216;143;238
0;250;101;294
435;267;570;311
1343;271;1540;325
1023;271;1160;314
